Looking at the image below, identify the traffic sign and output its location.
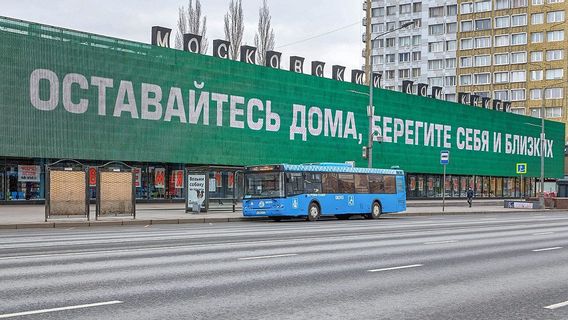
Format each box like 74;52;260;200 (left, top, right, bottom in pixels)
516;163;527;174
440;150;450;165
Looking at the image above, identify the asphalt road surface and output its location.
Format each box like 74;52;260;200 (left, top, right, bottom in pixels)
1;212;568;320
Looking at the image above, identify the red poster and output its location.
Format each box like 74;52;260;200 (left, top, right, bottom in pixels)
168;173;175;193
214;172;222;187
88;167;97;186
228;172;234;189
174;170;184;189
133;167;141;187
155;168;165;188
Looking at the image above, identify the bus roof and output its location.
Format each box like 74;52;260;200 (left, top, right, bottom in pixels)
246;164;404;175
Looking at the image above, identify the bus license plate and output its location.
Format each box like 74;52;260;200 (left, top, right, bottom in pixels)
256;210;266;215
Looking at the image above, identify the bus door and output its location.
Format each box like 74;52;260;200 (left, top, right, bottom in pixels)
396;175;407;211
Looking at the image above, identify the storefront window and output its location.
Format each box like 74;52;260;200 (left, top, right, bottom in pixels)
482;177;489;197
490;177;496;197
417;176;426;198
495;177;503;197
460;176;468;197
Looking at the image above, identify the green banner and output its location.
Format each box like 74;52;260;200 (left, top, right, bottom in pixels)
0;17;564;178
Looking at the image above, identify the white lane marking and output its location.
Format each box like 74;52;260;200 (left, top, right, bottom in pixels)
532;247;563;252
533;232;554;236
545;300;568;310
368;264;423;273
238;253;298;261
424;240;458;245
0;300;123;319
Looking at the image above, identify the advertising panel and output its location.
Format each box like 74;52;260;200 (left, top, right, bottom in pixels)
0;17;564;178
18;165;40;182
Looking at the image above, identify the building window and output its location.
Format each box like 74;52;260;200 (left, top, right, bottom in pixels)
510;70;526;82
428;41;444;53
460;56;472;67
511;52;527;64
447;5;457;16
474;55;491;66
530;108;542;118
475;36;491;48
474;73;491;84
386;38;395;47
429;24;445;36
511;14;527;26
445;76;456;86
386;22;396;31
547;11;565;23
399;69;411;79
546;68;564;80
461;2;473;14
531;32;544;43
547;30;564;42
546;107;562;118
511;89;526;101
386;54;396;63
533;0;543;4
546;49;564;61
511;33;527;45
511;108;526;115
531;51;543;62
530;88;542;100
412;68;421;77
399;36;411;47
461;21;473;32
412;51;421;61
475;1;492;12
413;19;422;28
545;87;563;99
511;0;528;7
494;72;509;83
429;6;445;17
494;90;509;100
428;77;444;87
428;59;444;70
387;6;396;15
460;74;472;85
460;38;473;50
413;2;422;12
446;23;457;34
530;70;543;81
385;70;395;80
399;52;411;62
495;16;510;28
412;35;421;46
495;34;510;46
475;18;491;30
548;0;565;3
494;53;509;65
400;4;411;14
496;0;510;9
445;58;456;69
446;40;457;51
531;13;544;24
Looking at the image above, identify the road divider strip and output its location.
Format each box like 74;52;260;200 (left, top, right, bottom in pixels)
0;300;123;319
238;253;298;261
423;240;458;245
533;232;554;236
544;300;568;310
532;247;563;252
368;264;423;273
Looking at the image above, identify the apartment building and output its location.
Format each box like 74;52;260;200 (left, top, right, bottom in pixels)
367;0;458;101
456;0;568;122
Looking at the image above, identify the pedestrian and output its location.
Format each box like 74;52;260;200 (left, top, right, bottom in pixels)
466;188;474;207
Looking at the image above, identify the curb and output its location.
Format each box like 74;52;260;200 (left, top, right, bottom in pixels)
0;209;560;230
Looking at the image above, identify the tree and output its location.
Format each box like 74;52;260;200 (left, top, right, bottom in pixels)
175;0;208;54
224;0;244;60
254;0;275;65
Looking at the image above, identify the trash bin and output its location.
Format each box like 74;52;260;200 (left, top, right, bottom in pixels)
192;202;200;213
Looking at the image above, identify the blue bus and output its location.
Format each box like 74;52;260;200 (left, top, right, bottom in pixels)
242;163;406;221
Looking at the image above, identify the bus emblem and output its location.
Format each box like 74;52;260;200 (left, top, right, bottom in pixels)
259;201;265;208
348;196;354;206
292;199;298;209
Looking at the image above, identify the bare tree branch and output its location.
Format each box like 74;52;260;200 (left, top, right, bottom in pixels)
254;0;275;65
224;0;244;60
175;0;208;53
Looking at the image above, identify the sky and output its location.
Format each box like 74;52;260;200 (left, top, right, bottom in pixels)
2;0;365;75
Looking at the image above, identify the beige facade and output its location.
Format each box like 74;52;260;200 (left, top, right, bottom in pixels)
456;0;568;138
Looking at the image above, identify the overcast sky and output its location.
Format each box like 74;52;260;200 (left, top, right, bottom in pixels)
3;0;364;75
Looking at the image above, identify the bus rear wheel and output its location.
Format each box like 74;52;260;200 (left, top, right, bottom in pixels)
307;202;321;222
368;202;382;220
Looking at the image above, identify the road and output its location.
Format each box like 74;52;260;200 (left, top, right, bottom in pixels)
1;212;568;319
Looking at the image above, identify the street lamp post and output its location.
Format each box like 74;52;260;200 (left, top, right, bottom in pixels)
367;22;414;168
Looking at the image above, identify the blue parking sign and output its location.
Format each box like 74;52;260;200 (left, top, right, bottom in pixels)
516;163;527;174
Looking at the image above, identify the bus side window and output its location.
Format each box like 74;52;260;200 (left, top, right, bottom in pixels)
369;174;386;194
384;175;396;194
286;173;304;196
338;174;355;194
354;174;369;194
303;173;322;194
322;173;338;194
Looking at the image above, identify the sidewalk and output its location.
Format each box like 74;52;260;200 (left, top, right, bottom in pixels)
0;199;554;229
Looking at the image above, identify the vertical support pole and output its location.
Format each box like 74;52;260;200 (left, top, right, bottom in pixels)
442;164;446;212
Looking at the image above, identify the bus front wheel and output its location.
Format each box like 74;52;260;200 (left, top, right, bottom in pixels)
368;202;382;220
307;202;321;222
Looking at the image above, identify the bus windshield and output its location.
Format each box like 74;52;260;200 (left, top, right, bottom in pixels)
244;172;284;199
